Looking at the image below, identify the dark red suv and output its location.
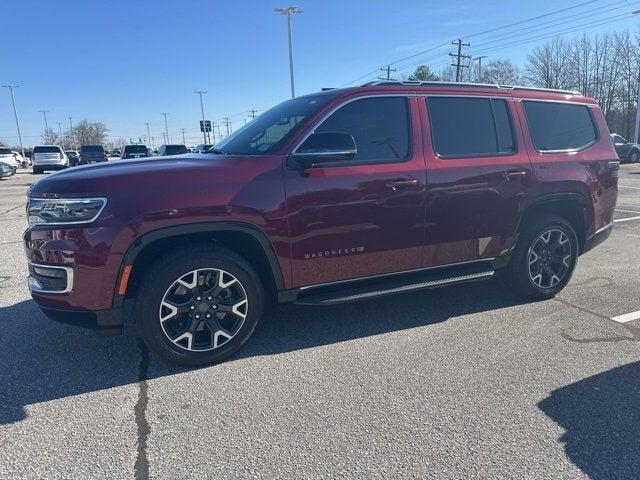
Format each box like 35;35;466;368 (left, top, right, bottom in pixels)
24;81;618;365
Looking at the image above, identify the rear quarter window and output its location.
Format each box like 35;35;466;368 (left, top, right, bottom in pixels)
523;101;597;152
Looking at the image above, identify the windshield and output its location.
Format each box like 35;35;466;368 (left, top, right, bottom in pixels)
213;93;338;155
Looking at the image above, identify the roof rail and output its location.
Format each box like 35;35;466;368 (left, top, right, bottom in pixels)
361;80;581;96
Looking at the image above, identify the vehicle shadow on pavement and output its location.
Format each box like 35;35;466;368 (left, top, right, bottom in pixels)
539;361;640;479
0;280;522;425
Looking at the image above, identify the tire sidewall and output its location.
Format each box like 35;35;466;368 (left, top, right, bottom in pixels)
135;248;264;366
506;216;579;299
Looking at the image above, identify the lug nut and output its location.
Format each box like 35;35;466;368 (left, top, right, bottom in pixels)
196;296;202;301
190;305;195;310
212;305;218;310
206;313;211;318
195;314;200;319
207;296;212;301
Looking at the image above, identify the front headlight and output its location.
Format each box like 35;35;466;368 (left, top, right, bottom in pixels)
27;197;107;226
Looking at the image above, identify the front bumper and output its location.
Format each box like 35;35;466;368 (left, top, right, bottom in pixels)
583;222;614;254
39;306;123;334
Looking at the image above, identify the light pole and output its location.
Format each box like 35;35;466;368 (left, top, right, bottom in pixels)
194;91;209;144
39;110;50;131
633;10;640;143
1;85;25;158
57;122;63;145
161;113;170;144
145;122;151;146
274;6;302;98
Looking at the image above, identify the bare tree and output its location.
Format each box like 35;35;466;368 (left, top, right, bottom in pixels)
525;38;574;89
41;128;60;145
480;59;521;85
70;120;109;146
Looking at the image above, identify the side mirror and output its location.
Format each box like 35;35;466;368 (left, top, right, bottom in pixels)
290;132;357;167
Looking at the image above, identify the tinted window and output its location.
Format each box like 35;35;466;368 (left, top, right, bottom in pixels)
523;101;597;151
611;135;626;144
216;93;338;155
125;145;148;153
165;145;187;155
81;145;104;152
0;148;12;155
34;146;62;153
427;97;515;157
312;97;410;163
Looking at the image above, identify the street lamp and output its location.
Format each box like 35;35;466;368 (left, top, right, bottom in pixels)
274;6;302;98
633;10;640;143
194;91;208;144
1;85;25;158
161;113;170;144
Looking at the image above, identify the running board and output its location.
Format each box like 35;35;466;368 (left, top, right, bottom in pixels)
294;263;495;306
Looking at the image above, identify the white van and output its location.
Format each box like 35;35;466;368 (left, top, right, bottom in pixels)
32;145;69;174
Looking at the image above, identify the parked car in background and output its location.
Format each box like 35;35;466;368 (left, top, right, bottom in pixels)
158;144;188;156
0;160;16;178
121;144;149;159
0;148;29;168
610;133;639;163
194;144;213;153
111;149;121;157
65;150;80;167
23;82;619;366
80;145;107;164
32;145;69;174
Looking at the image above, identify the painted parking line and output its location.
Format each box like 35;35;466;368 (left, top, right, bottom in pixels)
614;216;640;223
619;185;640;190
616;209;640;214
611;310;640;324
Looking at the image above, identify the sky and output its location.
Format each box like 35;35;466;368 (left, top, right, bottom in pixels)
2;0;639;147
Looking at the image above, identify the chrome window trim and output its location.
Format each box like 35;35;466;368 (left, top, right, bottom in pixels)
28;262;74;294
27;197;107;226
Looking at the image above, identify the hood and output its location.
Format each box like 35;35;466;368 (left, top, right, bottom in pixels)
28;154;238;198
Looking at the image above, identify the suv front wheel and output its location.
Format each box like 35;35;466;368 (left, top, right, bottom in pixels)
134;245;264;366
502;215;579;300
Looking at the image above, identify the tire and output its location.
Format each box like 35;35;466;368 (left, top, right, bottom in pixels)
501;215;579;300
134;245;265;366
32;167;41;175
629;150;640;164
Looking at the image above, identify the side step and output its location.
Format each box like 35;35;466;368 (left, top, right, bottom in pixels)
295;262;495;306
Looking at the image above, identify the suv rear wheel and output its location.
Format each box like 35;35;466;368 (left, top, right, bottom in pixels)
629;150;639;164
134;245;264;366
502;215;579;300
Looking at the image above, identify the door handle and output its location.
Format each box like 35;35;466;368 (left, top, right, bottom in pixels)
385;179;419;190
502;171;528;180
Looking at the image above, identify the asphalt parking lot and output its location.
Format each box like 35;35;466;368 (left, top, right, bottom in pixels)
1;165;639;479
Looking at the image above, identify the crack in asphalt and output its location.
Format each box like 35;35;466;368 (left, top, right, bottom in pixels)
134;339;151;480
555;297;640;344
0;204;25;217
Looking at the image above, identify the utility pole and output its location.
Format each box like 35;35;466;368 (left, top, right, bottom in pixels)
2;85;25;158
162;132;167;144
473;56;487;82
634;89;640;144
249;109;258;119
216;124;222;141
194;90;209;144
379;64;397;81
69;116;75;149
180;128;186;145
274;6;302;98
450;39;471;82
145;122;151;146
57;122;63;145
223;117;232;136
39;109;50;131
161;113;170;143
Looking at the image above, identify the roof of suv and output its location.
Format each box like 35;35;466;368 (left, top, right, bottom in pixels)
318;81;597;105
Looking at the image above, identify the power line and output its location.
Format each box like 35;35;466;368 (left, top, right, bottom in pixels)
379;64;397;81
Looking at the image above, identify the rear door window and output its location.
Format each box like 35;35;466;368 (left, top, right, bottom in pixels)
426;97;516;158
523;101;597;152
34;146;62;153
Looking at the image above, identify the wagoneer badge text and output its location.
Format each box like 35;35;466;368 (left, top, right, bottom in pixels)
304;246;365;259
